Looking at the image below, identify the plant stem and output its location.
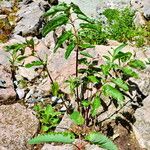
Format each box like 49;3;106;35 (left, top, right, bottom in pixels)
69;16;80;111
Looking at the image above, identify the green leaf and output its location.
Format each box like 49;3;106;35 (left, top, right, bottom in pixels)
17;56;27;62
122;66;139;78
79;23;99;30
102;84;124;102
113;43;127;57
70;111;84;125
54;31;72;53
43;3;69;17
85;132;118;150
79;43;95;49
101;64;111;76
91;96;101;117
114;52;132;62
111;78;129;91
25;60;43;68
41;125;50;132
45;105;54;115
42;14;69;37
51;82;59;96
87;76;99;83
71;2;85;15
82;100;91;107
28;132;75;144
80;51;93;58
65;41;75;59
128;59;146;70
77;14;94;23
5;43;26;53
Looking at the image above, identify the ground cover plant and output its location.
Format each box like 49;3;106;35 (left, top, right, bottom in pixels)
27;3;147;150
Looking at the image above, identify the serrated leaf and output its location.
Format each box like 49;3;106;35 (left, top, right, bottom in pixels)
43;3;69;17
91;96;101;117
113;43;127;57
70;111;84;125
25;61;43;68
80;51;93;58
122;66;139;78
42;14;69;37
87;76;99;83
54;31;72;53
65;41;75;59
111;78;129;91
85;132;118;150
102;84;124;102
128;59;146;70
28;132;75;144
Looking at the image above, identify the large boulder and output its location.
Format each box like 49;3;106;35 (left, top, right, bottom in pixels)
13;0;49;36
133;95;150;149
0;64;16;105
0;103;39;150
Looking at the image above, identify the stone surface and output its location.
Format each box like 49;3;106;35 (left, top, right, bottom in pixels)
0;103;39;150
42;140;104;150
18;66;40;81
133;95;150;149
134;12;146;27
41;144;74;150
14;1;47;36
143;0;150;20
0;64;16;105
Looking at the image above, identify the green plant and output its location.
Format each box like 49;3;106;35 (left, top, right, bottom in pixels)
34;104;61;132
28;2;147;150
101;7;150;47
102;8;136;42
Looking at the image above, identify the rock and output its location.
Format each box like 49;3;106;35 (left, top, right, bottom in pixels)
0;47;10;65
59;0;101;18
41;144;74;150
133;95;150;149
0;65;16;105
0;1;12;13
18;67;40;81
55;113;73;132
43;31;55;49
16;88;25;99
143;0;150;20
42;139;104;150
35;41;51;61
0;103;39;150
131;0;143;10
134;12;146;27
13;1;46;36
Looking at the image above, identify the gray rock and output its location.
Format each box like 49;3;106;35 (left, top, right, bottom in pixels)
41;144;74;150
18;67;40;81
133;95;150;149
14;1;46;36
0;65;16;105
143;0;150;20
134;12;146;27
0;103;39;150
16;88;25;99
